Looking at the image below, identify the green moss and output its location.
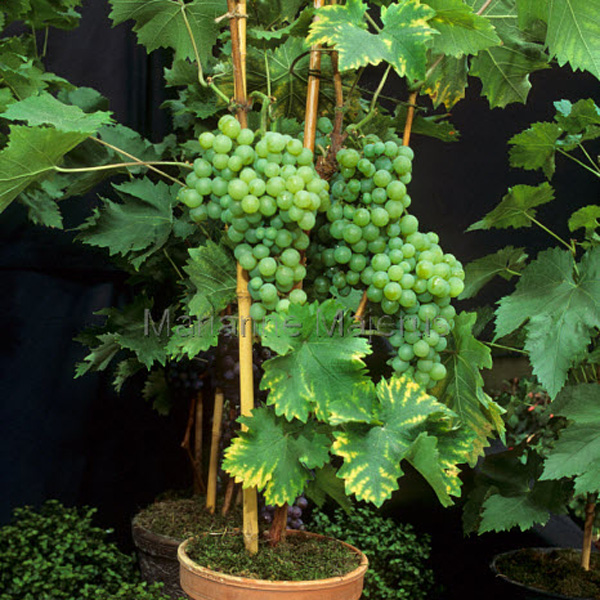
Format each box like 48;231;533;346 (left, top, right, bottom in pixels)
187;532;360;581
135;496;241;540
497;548;600;599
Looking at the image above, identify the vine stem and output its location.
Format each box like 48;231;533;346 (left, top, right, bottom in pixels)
54;160;190;174
303;0;325;152
90;136;187;186
582;494;598;571
528;214;575;253
476;0;493;14
206;389;224;514
347;64;392;133
163;248;185;280
355;89;417;320
577;142;600;172
557;147;600;179
484;341;528;355
179;0;230;104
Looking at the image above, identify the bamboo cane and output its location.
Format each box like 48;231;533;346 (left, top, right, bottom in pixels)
205;389;224;514
303;0;325;151
237;263;259;553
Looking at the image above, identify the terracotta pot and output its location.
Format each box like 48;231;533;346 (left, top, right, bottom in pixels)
490;548;593;600
132;518;186;599
178;530;369;600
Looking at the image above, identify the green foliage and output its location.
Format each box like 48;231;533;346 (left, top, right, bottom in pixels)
433;312;504;460
260;301;373;423
108;0;227;64
307;0;438;79
459;246;528;300
541;384;600;496
495;248;600;398
0;500;168;600
309;505;434;600
223;407;330;506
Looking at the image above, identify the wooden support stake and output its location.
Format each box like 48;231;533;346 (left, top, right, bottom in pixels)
237;263;259;554
205;389;224;514
228;0;248;128
303;0;325;151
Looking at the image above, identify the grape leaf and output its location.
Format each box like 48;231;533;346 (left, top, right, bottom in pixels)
281;0;304;20
75;333;121;378
0;91;112;133
223;408;330;506
16;177;66;228
395;103;461;141
426;0;501;57
541;384;600;495
108;0;227;63
569;205;600;235
495;248;600;398
467;183;555;231
468;0;549;108
516;0;548;30
76;178;177;269
165;316;222;360
305;464;353;512
554;98;600;136
333;375;456;507
545;0;600;81
508;122;562;178
142;368;171;415
183;240;236;318
0;125;87;213
113;357;144;393
459;246;528;299
422;54;468;109
260;301;373;424
433;312;504;461
307;0;437;80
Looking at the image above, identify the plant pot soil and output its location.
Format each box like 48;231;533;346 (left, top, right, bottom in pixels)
178;531;369;600
491;548;600;600
132;518;186;599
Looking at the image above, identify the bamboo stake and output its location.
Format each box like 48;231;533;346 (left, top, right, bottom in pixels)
582;493;597;570
239;0;247;98
303;0;325;151
355;90;419;320
205;389;224;514
193;392;203;495
237;263;259;553
228;0;248;128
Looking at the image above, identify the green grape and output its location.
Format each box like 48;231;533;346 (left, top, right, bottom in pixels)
198;131;215;149
429;363;447;381
334;245;352;264
181;188;202;208
289;288;307;305
281;248;301;267
237;128;255;145
258;257;277;277
371;207;390;228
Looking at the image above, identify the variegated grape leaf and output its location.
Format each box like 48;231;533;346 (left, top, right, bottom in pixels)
307;0;437;80
333;376;456;506
496;248;600;398
223;408;330;506
108;0;227;64
459;246;528;299
545;0;600;81
76;178;177;269
433;312;504;461
260;300;373;424
468;0;549;108
422;54;468;109
467;183;555;231
508;122;562;178
541;384;600;495
184;241;236;319
426;0;500;57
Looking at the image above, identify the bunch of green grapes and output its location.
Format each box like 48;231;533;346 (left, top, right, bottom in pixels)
308;136;465;389
299;116;334;156
178;115;330;320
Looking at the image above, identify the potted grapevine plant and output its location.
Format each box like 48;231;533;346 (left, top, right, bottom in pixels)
461;99;600;599
2;0;600;599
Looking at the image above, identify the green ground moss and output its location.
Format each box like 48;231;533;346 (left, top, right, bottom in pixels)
497;548;600;598
187;531;360;581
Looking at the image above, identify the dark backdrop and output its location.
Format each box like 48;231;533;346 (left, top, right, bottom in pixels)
1;2;598;598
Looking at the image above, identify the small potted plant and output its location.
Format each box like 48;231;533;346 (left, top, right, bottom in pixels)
461;98;600;599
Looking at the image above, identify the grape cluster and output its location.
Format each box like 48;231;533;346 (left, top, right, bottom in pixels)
299;116;334;156
178;115;330;320
166;355;212;399
309;136;465;389
260;495;308;530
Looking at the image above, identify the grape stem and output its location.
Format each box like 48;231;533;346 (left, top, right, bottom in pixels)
528;214;576;253
477;0;493;15
557;147;600;179
91;135;188;186
347;64;392;133
163;248;185;281
485;341;528;355
577;142;600;173
54;160;191;174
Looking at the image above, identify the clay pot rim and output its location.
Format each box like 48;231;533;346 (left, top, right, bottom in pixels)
490;547;594;600
178;530;369;589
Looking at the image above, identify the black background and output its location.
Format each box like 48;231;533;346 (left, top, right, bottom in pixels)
1;2;599;598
